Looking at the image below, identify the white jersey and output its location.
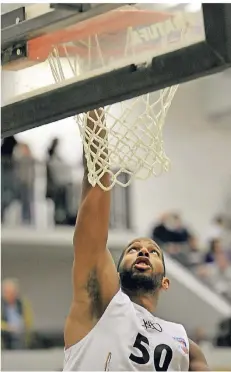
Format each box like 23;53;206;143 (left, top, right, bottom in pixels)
63;290;189;371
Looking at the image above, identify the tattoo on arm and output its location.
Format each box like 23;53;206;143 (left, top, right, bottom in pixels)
86;269;103;318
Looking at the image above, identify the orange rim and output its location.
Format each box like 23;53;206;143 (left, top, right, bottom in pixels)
28;9;173;61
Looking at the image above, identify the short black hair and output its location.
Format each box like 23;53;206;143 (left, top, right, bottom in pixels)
117;246;166;276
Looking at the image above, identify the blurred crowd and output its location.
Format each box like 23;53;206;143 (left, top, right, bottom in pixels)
1;135;131;230
1;279;33;350
1;279;63;351
1;136;34;225
1;136;77;227
151;213;231;302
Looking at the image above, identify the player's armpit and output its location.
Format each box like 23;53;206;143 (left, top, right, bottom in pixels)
72;242;119;314
65;250;119;347
189;339;210;371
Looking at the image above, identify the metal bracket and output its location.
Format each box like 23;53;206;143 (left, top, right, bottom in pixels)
1;7;27;65
50;4;91;13
203;3;231;63
1;44;27;66
1;4;127;52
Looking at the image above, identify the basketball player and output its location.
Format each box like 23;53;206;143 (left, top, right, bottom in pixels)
63;109;209;371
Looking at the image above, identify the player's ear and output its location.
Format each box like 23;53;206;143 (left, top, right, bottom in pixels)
161;277;170;290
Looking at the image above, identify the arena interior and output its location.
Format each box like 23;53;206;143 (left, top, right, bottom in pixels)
1;3;231;371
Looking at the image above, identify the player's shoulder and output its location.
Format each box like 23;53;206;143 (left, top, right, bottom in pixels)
155;316;186;332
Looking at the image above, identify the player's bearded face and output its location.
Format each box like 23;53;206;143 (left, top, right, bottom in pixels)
119;264;164;293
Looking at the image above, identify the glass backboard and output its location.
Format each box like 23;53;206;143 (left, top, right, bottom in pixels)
1;3;231;137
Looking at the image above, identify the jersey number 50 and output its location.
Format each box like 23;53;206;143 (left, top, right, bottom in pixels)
129;333;173;371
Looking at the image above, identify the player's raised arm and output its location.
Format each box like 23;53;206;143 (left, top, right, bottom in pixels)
64;109;119;348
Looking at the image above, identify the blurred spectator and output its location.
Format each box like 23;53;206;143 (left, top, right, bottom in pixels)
166;243;189;266
190;237;231;301
170;214;190;243
46;138;71;225
186;236;204;269
215;316;231;347
14;143;35;225
206;215;226;242
191;326;207;345
208;252;231;301
204;239;223;264
1;279;33;349
1;136;18;222
152;212;190;245
1;136;18;158
152;214;171;244
152;212;231;303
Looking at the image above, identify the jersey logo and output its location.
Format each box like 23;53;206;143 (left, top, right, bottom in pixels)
173;337;189;354
142;319;162;332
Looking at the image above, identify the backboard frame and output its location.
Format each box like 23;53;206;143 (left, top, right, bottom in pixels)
1;3;231;138
1;3;124;51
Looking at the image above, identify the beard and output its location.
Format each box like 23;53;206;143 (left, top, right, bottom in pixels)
119;266;164;294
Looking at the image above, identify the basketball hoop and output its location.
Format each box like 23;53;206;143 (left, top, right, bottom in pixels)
47;32;179;190
48;49;177;190
45;8;184;190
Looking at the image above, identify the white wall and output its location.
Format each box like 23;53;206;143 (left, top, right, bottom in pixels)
131;76;231;238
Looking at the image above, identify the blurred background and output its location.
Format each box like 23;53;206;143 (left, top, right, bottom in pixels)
2;65;231;370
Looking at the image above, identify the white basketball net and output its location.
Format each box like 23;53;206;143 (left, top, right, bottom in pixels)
48;38;178;191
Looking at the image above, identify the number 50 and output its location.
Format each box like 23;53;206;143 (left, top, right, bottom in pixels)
129;333;173;371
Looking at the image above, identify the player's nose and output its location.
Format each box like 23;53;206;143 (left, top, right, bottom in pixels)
138;247;149;257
